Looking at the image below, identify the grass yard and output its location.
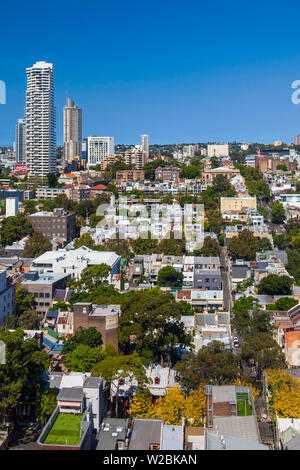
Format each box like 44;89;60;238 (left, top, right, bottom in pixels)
237;399;252;416
44;413;83;446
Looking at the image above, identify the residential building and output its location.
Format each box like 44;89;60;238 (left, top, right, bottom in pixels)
87;137;114;167
27;208;77;244
220;196;257;213
73;303;120;350
141;134;149;160
205;385;268;450
155;167;181;181
0;268;15;325
15;118;26;163
96;418;129;451
63;97;82;164
37;373;106;449
25;61;56;176
21;270;70;313
115;170;145;182
207;144;229;157
5;197;18;217
31;246;121;282
125;146;146;169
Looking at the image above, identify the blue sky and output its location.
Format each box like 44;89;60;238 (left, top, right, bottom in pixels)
1;0;300;145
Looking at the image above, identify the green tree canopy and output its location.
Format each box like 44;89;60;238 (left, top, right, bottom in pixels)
175;341;240;389
23;231;52;258
62;326;103;354
118;289;191;363
157;266;183;287
257;274;293;296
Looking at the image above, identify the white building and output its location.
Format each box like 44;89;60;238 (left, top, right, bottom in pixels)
5;198;18;217
87;137;114;167
30;245;120;281
25;61;56;176
141;134;149;160
125;145;146;169
207;144;229;158
0;269;15;325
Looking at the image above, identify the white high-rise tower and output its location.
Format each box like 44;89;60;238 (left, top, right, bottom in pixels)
141;134;149;160
25;61;56;176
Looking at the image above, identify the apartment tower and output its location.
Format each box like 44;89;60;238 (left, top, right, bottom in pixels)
15;118;26;163
63;97;82;164
25;61;56;176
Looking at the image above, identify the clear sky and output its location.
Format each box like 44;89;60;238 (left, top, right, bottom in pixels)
1;0;300;146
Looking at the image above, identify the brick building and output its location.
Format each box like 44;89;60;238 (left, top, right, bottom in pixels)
155;167;181;181
116;170;145;182
27;208;77;243
73;303;120;350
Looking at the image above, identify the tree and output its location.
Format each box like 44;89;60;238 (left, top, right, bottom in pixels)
63;345;105;372
0;214;33;246
273;389;300;418
131;236;158;255
227;230;258;260
155;387;186;425
118;289;191;364
195;236;220;256
62;327;103;354
91;353;148;416
47;172;58;187
156;234;186;256
130;389;156;418
36;389;57;424
73;233;97;250
157;266;183;287
175;341;239;389
15;287;35;316
240;333;286;370
257;274;294;295
17;310;41;329
273;234;287;250
271;201;285;224
23;231;52;258
184;385;206;426
266;297;298;311
0;329;49;419
258;237;273;252
76;264;111;291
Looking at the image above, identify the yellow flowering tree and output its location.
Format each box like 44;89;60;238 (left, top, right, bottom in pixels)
184;385;206;426
273;389;300;418
155;387;186;425
265;369;298;394
130;391;156;418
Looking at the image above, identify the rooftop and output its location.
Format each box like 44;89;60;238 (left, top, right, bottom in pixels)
44;413;83;446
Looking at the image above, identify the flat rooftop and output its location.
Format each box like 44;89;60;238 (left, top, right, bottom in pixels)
44;413;83;446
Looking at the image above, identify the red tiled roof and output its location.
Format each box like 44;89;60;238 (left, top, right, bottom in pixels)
92;184;107;190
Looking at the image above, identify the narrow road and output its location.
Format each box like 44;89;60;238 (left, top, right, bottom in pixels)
220;247;232;314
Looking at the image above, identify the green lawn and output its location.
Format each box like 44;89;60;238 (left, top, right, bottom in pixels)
237;399;252;416
44;413;83;446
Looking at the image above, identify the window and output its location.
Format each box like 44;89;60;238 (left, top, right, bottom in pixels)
150;444;160;450
119;378;125;386
154;377;160;385
39;293;44;298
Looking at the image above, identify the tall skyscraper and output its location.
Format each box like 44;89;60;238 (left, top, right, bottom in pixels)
25;61;56;176
87;137;114;167
15;118;26;163
63;97;82;164
141;134;149;160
